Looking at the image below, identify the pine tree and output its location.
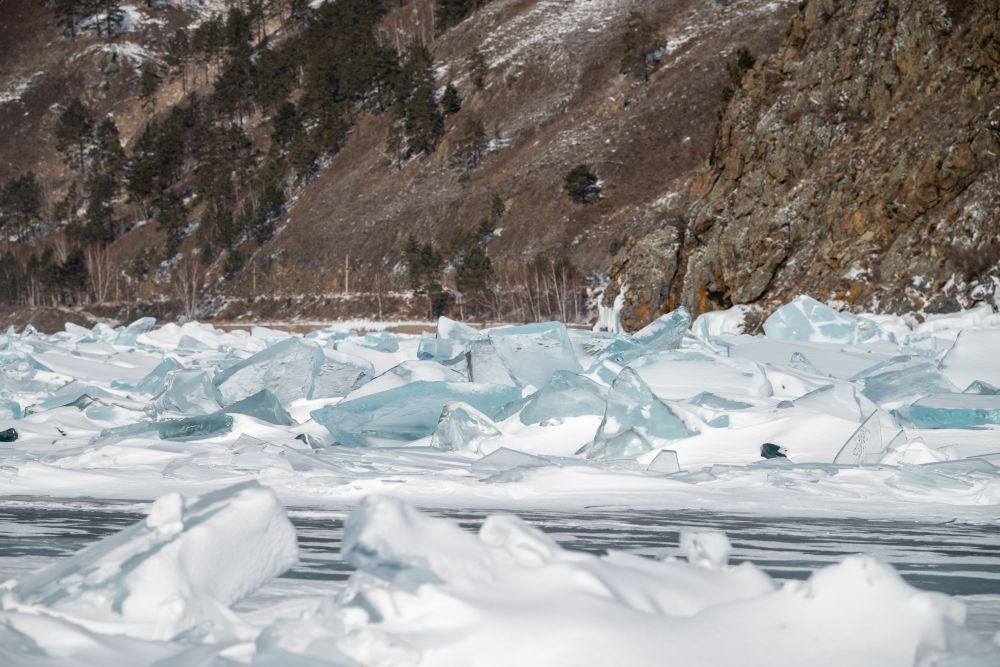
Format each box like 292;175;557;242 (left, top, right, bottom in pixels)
52;0;82;38
54;98;95;173
0;173;43;242
440;82;461;115
271;101;299;148
166;28;191;91
397;43;443;157
564;164;601;204
435;0;482;33
468;46;487;91
91;117;125;179
451;117;489;179
139;62;162;111
83;171;116;243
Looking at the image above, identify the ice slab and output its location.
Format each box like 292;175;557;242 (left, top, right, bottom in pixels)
128;358;182;393
1;481;298;640
429;402;502;452
763;295;887;344
470;447;551;474
312;349;373;399
214;337;324;406
833;412;886;464
519;370;607;424
466;339;517;385
940;329;1000;389
860;361;958;408
898;393;1000;429
311;381;521;447
631;306;691;351
580;368;696;460
421;317;484;362
153;369;222;416
646;449;680;474
488;322;581;388
157;412;234;440
226;390;293;426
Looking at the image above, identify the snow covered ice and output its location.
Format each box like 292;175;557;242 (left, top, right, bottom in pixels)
0;297;999;664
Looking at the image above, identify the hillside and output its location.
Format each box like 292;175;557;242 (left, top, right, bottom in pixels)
0;0;797;326
604;0;1000;329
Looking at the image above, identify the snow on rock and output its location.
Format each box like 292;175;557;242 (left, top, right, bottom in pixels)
0;481;298;640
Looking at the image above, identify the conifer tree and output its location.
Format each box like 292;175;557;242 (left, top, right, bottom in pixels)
451;117;489;179
441;82;461;115
621;11;658;82
55;98;95;173
468;46;487;91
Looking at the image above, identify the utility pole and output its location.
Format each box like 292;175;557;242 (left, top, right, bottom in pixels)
344;254;350;294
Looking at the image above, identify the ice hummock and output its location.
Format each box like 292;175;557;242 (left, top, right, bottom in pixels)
311;381;521;447
488;322;582;388
1;481;298;640
580;367;696;460
764;295;888;344
430;401;502;452
214;337;324;406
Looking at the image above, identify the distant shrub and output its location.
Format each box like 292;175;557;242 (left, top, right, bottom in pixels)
721;46;756;103
564;164;601;204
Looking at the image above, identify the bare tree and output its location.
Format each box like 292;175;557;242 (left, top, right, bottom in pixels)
171;254;205;320
85;244;115;303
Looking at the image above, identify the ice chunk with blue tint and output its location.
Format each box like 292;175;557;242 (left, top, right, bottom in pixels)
646;449;680;474
429;402;502;452
214;337;324;406
788;352;825;376
520;370;606;424
464;339;514;385
313;350;374;398
833;412;885;465
579;368;696;460
127;357;182;393
312;381;521;447
763;295;887;344
226;389;293;426
794;383;864;422
488;322;581;388
38;381;114;409
358;330;400;353
425;317;484;362
631;306;691;351
113;317;156;346
153;369;222;415
3;482;297;640
0;399;21;420
897;393;1000;429
689;392;753;410
157;412;234;440
860;362;958;408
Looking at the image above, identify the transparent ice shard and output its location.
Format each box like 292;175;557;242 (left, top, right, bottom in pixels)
470;447;550;475
39;381;114;410
311;381;522;447
226;389;293;426
579;368;696;460
788;351;825;376
429;402;502;452
519;370;607;424
833;412;885;465
860;361;958;408
631;306;691;351
113;316;156;346
153;369;222;416
128;358;182;393
425;317;484;362
157;412;234;440
897;393;1000;429
214;337;324;406
963;380;1000;395
794;383;864;422
3;482;298;640
488;322;581;388
646;449;680;474
313;350;375;399
358;330;400;353
466;339;517;386
689;392;752;410
940;329;1000;390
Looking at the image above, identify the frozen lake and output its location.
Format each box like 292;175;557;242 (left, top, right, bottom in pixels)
1;498;998;641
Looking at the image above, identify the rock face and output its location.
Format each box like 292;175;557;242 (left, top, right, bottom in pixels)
607;0;1000;326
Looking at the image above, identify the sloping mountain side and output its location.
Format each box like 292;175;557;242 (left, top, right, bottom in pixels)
0;0;799;327
605;0;1000;330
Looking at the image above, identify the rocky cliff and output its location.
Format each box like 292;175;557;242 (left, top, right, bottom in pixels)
606;0;1000;330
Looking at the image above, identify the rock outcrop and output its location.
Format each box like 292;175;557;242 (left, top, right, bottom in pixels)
606;0;1000;326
